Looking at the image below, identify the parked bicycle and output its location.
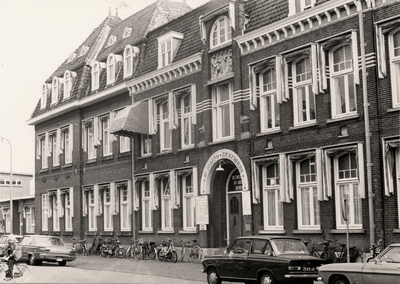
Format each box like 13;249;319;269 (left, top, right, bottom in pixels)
180;238;203;262
367;238;383;262
125;238;141;259
69;238;89;256
138;239;156;260
100;237;126;258
305;237;338;263
156;238;178;263
88;233;98;255
0;257;32;283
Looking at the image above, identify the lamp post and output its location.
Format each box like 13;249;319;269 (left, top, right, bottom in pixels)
0;136;12;234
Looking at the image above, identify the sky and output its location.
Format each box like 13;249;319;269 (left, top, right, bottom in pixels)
0;0;209;176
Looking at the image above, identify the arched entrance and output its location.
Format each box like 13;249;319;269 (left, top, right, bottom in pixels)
200;149;250;248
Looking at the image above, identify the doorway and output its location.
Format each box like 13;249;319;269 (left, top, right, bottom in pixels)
228;193;242;242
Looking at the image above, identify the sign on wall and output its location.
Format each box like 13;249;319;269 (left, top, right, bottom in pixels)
195;195;209;225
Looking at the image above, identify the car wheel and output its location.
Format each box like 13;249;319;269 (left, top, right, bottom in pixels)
58;260;67;266
331;275;350;284
259;272;275;284
207;268;222;284
28;255;38;266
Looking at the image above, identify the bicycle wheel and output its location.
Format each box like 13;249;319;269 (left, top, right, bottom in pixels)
171;251;178;263
115;248;126;259
83;244;89;256
133;245;141;260
13;263;32;283
149;247;156;260
180;246;187;262
191;246;203;261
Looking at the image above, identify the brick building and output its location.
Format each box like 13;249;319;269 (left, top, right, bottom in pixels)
28;0;400;256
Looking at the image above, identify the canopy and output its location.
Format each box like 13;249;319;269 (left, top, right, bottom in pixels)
110;101;149;137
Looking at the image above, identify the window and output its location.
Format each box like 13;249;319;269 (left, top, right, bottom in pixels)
42;194;49;231
181;174;195;230
100;115;112;156
79;46;89;57
49;131;59;166
260;68;280;132
25;207;35;233
123;27;132;39
84;120;96;159
141;134;152;156
65;192;72;231
160;101;172;151
210;16;232;49
124;46;133;78
41;84;49;109
63;71;76;100
262;163;283;230
390;28;400;108
51;77;60;105
141;180;152;231
114;110;130;153
160;177;173;230
212;82;234;141
330;44;357;118
91;62;101;91
119;183;131;231
293;57;316;125
103;186;113;231
88;189;97;231
107;54;122;85
107;35;117;47
157;31;183;68
52;193;60;231
61;125;73;164
288;0;316;16
296;158;320;230
3;209;10;233
181;94;194;148
334;153;362;229
38;135;48;169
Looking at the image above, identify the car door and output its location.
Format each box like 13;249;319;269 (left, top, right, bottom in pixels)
362;246;400;284
218;239;250;280
19;236;32;261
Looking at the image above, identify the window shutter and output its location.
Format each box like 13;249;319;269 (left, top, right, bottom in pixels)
82;188;87;217
70;187;74;218
133;179;140;211
94;184;100;216
279;154;289;202
251;160;260;204
127;180;132;215
82;121;86;151
69;124;73;161
357;143;365;199
170;170;178;209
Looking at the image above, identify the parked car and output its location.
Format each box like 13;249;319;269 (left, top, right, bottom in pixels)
0;234;24;251
201;236;325;284
18;235;76;266
318;243;400;284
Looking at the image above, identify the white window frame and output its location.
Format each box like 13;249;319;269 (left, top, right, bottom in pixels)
334;152;363;229
63;70;76;100
88;190;97;231
86;121;96;160
157;32;183;69
61;126;72;164
161;177;173;231
49;131;59;166
91;62;101;91
296;158;320;230
141;134;152;156
292;56;316;126
210;16;232;49
259;68;280;132
160;101;172;152
396;148;400;227
3;209;10;234
103;186;113;231
288;0;316;16
42;194;49;231
329;44;357;119
212;82;234;142
39;135;48;169
124;45;133;78
181;94;194;148
182;174;195;230
41;84;49;109
106;54;122;85
51;77;60;105
141;180;152;231
262;163;283;230
119;184;131;231
389;28;400;108
25;207;35;234
100;115;112;156
52;194;60;231
65;192;72;231
115;108;130;153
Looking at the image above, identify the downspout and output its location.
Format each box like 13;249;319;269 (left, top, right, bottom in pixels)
359;10;375;246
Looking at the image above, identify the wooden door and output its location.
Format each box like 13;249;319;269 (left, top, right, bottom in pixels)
228;193;242;242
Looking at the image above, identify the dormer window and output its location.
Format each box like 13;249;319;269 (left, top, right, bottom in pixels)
79;46;89;57
51;77;63;105
123;28;132;39
67;53;76;63
107;53;122;85
91;61;106;91
63;70;77;100
107;36;117;47
288;0;316;16
123;45;140;78
41;83;50;109
157;31;184;69
210;16;232;49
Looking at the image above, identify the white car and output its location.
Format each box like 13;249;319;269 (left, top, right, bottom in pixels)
318;243;400;284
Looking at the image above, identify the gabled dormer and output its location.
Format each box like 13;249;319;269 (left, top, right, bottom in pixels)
157;31;184;69
41;83;51;109
51;77;63;105
106;53;122;85
210;15;232;49
91;61;106;91
63;70;77;100
288;0;317;16
123;45;140;78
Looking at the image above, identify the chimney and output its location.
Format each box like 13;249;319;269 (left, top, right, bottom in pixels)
116;8;118;17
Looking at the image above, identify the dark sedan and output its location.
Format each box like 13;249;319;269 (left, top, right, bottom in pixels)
202;236;325;284
18;235;76;266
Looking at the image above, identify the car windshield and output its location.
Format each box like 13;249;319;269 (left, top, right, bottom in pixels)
270;239;309;255
377;246;400;263
36;237;64;246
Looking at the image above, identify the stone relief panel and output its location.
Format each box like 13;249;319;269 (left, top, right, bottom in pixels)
211;49;233;79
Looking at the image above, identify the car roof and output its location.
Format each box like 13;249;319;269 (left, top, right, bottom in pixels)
234;236;303;241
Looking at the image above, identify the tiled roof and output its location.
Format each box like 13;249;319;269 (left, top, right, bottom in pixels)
244;0;288;33
97;0;192;62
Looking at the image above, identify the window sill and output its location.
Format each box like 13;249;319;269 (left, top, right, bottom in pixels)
63;231;73;236
259;230;286;235
156;150;173;156
206;73;234;86
117;152;131;159
292;229;323;235
177;146;195;152
330;229;365;234
100;155;113;162
87;159;97;164
393;229;400;233
256;129;282;137
326;114;360;124
117;231;132;237
51;165;60;171
100;231;114;236
139;230;154;234
62;163;73;169
387;107;400;113
40;168;48;173
208;41;232;54
209;137;236;146
179;229;198;234
289;122;317;131
157;229;175;234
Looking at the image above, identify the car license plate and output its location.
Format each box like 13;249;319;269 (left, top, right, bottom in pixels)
303;267;315;272
56;258;63;262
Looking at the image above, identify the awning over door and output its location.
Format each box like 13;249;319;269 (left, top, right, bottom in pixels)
110;101;149;137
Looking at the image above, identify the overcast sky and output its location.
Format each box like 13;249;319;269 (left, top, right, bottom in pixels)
0;0;208;175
